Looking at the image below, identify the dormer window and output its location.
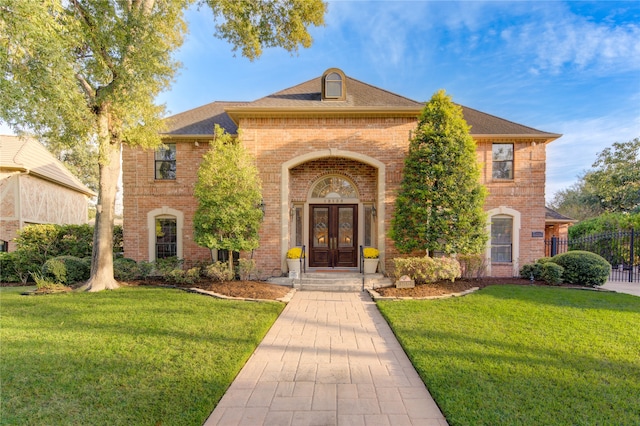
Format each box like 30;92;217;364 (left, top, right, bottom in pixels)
322;68;346;101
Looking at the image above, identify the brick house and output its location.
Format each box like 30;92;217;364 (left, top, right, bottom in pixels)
123;68;560;277
0;135;95;252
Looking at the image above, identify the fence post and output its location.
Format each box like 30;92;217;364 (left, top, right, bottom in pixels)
630;229;635;283
551;235;558;257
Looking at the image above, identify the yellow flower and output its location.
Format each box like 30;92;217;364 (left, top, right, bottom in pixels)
363;247;379;259
287;247;305;259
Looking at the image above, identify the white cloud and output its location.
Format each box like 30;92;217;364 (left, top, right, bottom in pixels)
501;10;640;74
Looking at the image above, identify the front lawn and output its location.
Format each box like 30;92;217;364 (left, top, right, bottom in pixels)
0;286;283;425
377;285;640;426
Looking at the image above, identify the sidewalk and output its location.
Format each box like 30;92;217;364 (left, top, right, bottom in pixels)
205;291;448;426
601;280;640;297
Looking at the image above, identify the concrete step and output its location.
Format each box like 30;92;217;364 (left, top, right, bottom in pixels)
269;273;392;292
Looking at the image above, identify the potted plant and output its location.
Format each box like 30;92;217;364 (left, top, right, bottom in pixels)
286;247;304;276
363;247;379;273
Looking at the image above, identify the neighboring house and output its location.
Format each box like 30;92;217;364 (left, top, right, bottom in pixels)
0;135;95;252
122;68;561;277
544;207;577;241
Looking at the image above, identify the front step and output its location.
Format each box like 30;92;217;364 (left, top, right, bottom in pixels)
269;272;392;292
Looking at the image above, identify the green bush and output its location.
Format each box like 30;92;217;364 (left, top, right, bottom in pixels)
137;261;154;280
392;256;460;284
42;256;90;284
166;267;200;285
237;258;256;281
458;254;487;280
204;262;234;282
154;257;183;276
541;262;564;285
551;251;611;286
0;252;21;283
113;258;139;281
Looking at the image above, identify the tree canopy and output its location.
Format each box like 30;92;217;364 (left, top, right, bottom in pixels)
193;125;263;268
0;0;326;290
550;138;640;220
390;90;488;255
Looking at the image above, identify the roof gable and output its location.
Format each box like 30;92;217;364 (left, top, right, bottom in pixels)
0;135;95;196
162;69;560;140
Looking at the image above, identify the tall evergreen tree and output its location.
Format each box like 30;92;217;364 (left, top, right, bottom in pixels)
391;90;488;255
0;0;326;291
193;126;263;272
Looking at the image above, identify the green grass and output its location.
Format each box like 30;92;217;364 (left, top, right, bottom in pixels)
0;286;283;425
377;285;640;426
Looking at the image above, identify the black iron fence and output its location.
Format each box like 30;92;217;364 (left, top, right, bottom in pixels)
545;229;638;282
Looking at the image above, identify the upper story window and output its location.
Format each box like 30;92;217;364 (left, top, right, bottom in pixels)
492;143;513;180
155;143;176;180
322;68;346;101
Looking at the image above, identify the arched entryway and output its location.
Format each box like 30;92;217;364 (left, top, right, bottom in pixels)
281;149;386;271
308;176;359;267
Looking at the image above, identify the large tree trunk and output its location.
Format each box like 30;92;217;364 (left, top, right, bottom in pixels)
83;111;121;291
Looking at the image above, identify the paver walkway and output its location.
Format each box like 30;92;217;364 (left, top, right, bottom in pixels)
205;291;448;426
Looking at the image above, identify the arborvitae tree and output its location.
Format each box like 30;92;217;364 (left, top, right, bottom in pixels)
193;126;263;273
391;90;488;255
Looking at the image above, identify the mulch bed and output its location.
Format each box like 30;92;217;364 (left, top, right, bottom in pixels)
6;277;587;300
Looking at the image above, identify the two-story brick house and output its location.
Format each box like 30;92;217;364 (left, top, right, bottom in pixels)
123;68;560;277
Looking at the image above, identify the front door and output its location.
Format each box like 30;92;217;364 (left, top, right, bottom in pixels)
309;204;358;268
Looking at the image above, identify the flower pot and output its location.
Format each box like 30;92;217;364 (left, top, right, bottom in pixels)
286;258;301;275
363;258;378;274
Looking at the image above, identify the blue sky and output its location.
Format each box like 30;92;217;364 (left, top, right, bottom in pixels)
158;0;640;203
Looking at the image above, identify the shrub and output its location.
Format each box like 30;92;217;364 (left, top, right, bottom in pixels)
113;258;139;281
286;247;304;259
0;252;21;283
32;272;69;292
137;261;154;280
551;251;610;286
42;258;67;283
154;257;183;276
204;261;234;282
458;254;487;279
42;256;90;284
392;256;460;284
237;258;256;281
541;262;564;285
166;267;200;285
520;263;542;281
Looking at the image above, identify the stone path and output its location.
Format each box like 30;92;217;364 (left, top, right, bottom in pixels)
204;291;448;426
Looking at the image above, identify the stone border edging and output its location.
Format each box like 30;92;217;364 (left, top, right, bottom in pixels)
367;286;480;301
184;286;296;303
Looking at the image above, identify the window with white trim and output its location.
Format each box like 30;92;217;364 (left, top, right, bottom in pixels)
492;143;513;180
155;217;177;258
491;216;513;262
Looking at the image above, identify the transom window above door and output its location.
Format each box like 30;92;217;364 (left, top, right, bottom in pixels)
311;176;358;199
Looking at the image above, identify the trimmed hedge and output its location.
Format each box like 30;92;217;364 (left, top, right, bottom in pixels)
42;256;90;284
551;251;610;286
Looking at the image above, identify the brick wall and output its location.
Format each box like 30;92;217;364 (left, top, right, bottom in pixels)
123;116;549;277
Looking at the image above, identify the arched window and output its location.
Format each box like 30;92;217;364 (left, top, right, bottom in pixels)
322;68;346;101
311;176;358;199
491;215;513;262
147;207;184;261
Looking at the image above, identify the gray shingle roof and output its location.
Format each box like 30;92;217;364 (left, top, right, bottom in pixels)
545;207;577;223
0;135;95;196
163;70;560;139
163;101;246;136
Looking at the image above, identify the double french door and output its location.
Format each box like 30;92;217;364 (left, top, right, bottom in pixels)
309;204;358;268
